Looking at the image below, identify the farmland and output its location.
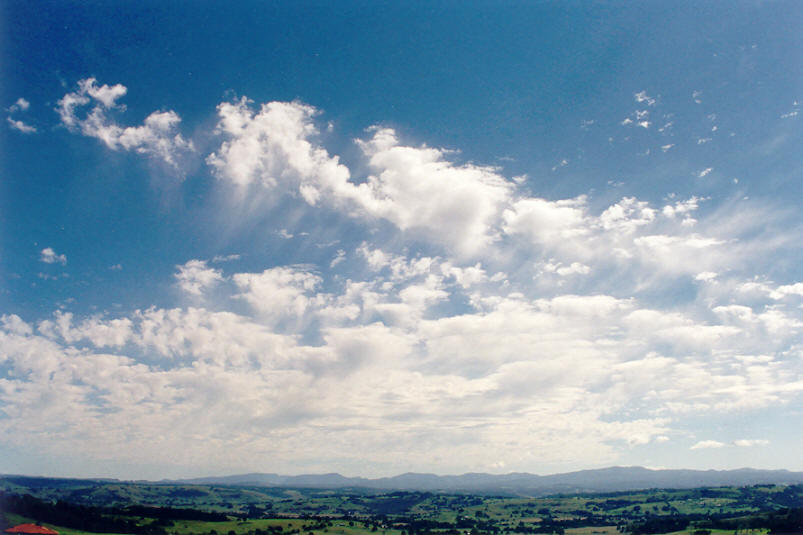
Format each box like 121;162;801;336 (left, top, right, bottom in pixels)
2;477;802;535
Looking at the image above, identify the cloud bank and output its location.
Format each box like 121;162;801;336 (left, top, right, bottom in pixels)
1;81;801;478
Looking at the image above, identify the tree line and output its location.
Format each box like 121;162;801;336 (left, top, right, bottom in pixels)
0;492;228;534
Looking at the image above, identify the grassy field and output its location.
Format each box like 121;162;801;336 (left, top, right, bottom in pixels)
2;478;799;535
163;518;400;535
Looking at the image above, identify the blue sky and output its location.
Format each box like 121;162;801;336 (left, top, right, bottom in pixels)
1;1;802;480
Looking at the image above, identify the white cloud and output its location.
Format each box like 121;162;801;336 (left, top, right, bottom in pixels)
9;97;31;112
632;234;726;275
5;90;803;476
634;91;656;106
354;127;514;255
662;196;703;218
358;243;394;271
769;283;803;300
208;100;515;255
440;262;487;288
734;280;803;301
621;108;651;129
600;197;656;233
502;196;589;247
233;266;321;325
780;102;798;119
695;271;718;282
3;247;803;475
57;78;193;169
175;260;224;296
40;247;66;265
733;439;769;447
7;117;36;134
662;196;704;226
57;78;126;127
551;158;569;171
330;249;346;268
7;97;36;133
211;254;240;263
2;314;33;336
207;98;352;203
499;191;753;284
698;167;713;178
37;311;133;348
691;440;726;449
541;260;591;277
84;79;127;108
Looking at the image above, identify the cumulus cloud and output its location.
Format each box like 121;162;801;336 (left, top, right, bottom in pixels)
498;189;739;284
40;247;66;265
769;283;803;300
3;236;803;474
233;266;321;325
600;197;656;233
354;127;514;255
502;196;589;247
204;97;759;275
207;98;351;205
175;260;223;296
4;90;803;476
207;99;515;255
57;78;194;169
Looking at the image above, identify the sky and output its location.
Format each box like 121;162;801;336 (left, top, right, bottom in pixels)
1;1;802;480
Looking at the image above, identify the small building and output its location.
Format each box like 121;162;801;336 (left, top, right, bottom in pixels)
4;524;59;535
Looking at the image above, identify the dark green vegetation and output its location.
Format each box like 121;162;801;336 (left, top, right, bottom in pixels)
1;477;802;535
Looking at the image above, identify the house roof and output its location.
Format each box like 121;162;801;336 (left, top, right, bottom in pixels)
4;524;59;535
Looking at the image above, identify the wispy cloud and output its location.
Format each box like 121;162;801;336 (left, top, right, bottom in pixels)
733;439;769;447
212;254;241;263
691;440;726;450
7;97;36;133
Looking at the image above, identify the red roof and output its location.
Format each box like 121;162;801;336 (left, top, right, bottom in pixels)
5;524;59;535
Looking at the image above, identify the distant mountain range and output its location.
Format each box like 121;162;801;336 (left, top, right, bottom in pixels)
165;466;803;495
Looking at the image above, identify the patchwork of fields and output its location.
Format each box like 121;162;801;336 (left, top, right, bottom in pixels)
2;477;801;535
